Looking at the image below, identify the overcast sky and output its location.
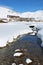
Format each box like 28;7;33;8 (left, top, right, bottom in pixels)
0;0;43;12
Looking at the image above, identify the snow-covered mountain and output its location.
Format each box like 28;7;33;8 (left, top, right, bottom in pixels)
0;7;20;18
0;7;43;22
21;10;43;20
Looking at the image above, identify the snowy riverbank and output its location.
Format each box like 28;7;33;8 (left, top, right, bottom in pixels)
0;22;33;47
0;34;43;65
0;22;43;47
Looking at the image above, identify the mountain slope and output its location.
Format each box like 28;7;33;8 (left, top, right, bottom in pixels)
0;7;43;22
0;7;20;18
21;10;43;20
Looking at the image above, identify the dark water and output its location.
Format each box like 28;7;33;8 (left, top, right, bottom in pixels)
0;34;43;65
19;34;38;43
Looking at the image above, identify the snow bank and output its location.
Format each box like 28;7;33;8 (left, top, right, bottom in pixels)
0;22;33;47
33;22;43;47
28;22;43;47
37;29;43;47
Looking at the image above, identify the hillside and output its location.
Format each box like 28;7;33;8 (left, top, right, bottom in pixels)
0;7;43;22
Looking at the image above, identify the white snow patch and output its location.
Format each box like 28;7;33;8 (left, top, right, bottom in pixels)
15;49;21;52
19;29;33;35
13;52;23;57
29;32;35;35
26;58;32;64
12;63;16;65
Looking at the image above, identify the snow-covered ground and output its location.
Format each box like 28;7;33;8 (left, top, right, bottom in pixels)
0;22;33;47
27;22;43;47
0;21;43;47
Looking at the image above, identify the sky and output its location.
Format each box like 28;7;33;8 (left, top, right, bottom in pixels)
0;0;43;12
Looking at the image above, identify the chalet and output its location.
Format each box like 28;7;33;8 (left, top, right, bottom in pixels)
7;15;20;21
7;15;20;18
